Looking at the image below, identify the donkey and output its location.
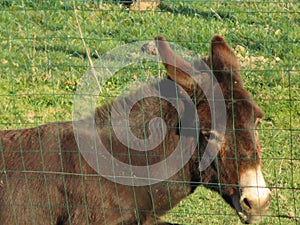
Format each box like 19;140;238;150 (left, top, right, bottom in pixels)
0;35;270;224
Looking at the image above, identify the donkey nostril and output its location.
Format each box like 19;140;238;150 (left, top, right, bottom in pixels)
243;198;252;209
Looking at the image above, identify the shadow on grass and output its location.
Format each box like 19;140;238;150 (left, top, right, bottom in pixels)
158;2;237;22
35;45;100;59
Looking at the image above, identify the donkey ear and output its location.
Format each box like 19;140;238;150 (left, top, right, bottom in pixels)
208;35;241;80
155;36;195;91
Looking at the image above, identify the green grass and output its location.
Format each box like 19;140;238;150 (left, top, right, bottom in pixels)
0;0;299;224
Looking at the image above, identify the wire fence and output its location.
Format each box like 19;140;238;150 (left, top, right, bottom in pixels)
0;0;299;224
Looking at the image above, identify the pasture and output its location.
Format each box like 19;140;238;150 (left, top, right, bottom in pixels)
0;1;299;224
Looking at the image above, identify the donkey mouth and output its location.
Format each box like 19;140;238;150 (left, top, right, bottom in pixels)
231;193;270;224
237;210;269;224
235;168;271;223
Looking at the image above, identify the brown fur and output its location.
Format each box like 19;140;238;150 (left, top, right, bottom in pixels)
0;35;265;225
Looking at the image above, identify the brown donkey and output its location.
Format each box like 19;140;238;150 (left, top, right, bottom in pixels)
0;35;270;224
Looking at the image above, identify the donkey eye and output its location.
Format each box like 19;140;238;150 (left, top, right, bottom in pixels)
208;132;218;140
201;130;211;139
201;130;222;142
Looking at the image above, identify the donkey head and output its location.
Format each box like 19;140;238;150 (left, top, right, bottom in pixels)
155;35;271;224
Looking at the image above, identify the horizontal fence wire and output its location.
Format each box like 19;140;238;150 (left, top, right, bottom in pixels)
0;0;299;225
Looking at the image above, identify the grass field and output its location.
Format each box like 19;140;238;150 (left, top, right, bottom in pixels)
0;0;299;224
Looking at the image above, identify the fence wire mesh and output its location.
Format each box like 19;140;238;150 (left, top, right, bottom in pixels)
0;0;299;224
